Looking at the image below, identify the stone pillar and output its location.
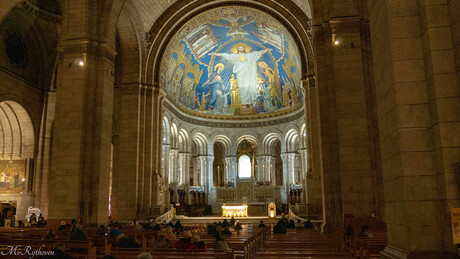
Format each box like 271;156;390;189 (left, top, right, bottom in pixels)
367;0;460;257
49;41;115;225
280;153;290;203
224;156;237;185
255;156;264;181
298;149;308;203
168;149;178;184
269;156;276;186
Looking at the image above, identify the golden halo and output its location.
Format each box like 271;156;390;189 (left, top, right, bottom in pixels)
266;68;274;74
214;63;225;71
231;43;252;54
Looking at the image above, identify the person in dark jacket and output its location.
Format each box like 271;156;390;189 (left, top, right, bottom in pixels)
229;216;235;226
187;235;207;252
304;219;313;229
70;224;88;241
222;219;229;228
234;221;242;230
117;233;140;249
286;219;295;228
173;220;184;232
258;220;266;228
273;220;287;234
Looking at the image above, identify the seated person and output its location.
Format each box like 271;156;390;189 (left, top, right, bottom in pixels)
58;221;67;231
70;224;88;241
286;219;295;229
95;225;106;237
187;235;207;252
213;234;230;252
229;216;235;226
175;231;192;250
234;221;242;230
117;233;140;249
304;219;314;229
222;226;232;235
222;219;229;227
154;229;173;249
273;220;287;234
165;226;177;242
280;213;288;226
42;229;57;241
173;220;184;232
207;223;217;235
358;225;373;238
17;220;25;228
109;226;122;238
258;220;266;228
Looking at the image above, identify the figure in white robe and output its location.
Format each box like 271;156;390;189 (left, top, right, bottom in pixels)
210;45;272;105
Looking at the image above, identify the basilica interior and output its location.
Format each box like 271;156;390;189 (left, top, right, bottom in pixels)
0;0;459;258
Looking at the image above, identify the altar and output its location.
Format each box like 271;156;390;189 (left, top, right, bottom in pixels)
222;204;248;217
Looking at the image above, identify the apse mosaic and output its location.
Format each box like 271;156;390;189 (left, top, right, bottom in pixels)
160;6;303;117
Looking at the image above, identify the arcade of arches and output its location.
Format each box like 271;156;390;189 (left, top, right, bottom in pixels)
0;0;459;258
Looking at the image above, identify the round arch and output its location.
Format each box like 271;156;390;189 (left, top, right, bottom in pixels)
0;100;35;159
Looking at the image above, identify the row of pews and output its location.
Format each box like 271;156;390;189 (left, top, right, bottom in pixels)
0;224;269;258
255;228;352;258
0;223;386;258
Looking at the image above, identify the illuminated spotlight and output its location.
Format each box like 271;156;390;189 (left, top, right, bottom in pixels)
78;60;85;66
21;178;25;181
334;40;340;45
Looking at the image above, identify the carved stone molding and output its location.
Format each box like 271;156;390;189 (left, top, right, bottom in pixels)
163;101;304;128
21;0;62;24
120;84;141;95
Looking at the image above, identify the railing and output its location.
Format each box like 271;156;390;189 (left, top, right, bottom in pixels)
154;208;174;224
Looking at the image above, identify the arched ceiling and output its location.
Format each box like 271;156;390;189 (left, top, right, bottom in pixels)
130;0;311;34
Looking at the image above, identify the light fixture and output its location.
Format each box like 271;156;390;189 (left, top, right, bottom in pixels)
334;40;340;45
74;58;86;67
21;178;25;182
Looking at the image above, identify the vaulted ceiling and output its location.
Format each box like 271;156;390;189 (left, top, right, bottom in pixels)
130;0;312;34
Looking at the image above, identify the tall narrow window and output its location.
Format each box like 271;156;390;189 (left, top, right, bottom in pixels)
238;155;251;178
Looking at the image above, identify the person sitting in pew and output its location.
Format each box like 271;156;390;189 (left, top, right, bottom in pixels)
175;230;192;250
117;233;140;249
71;224;88;241
165;226;178;243
273;220;287;234
234;221;242;230
258;220;266;228
173;219;184;232
44;242;71;259
58;221;67;232
17;220;25;228
154;229;174;249
222;219;229;227
213;233;230;252
358;225;373;238
187;235;207;252
37;213;45;226
222;226;233;235
280;213;288;226
286;219;295;228
230;216;235;226
95;225;106;237
207;223;217;235
304;219;313;229
42;229;57;241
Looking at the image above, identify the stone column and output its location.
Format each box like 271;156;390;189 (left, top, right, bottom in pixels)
168;149;178;184
224;156;237;185
298;149;308;203
49;41;115;225
269;156;276;186
255;156;264;181
280;153;290;203
367;0;460;257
